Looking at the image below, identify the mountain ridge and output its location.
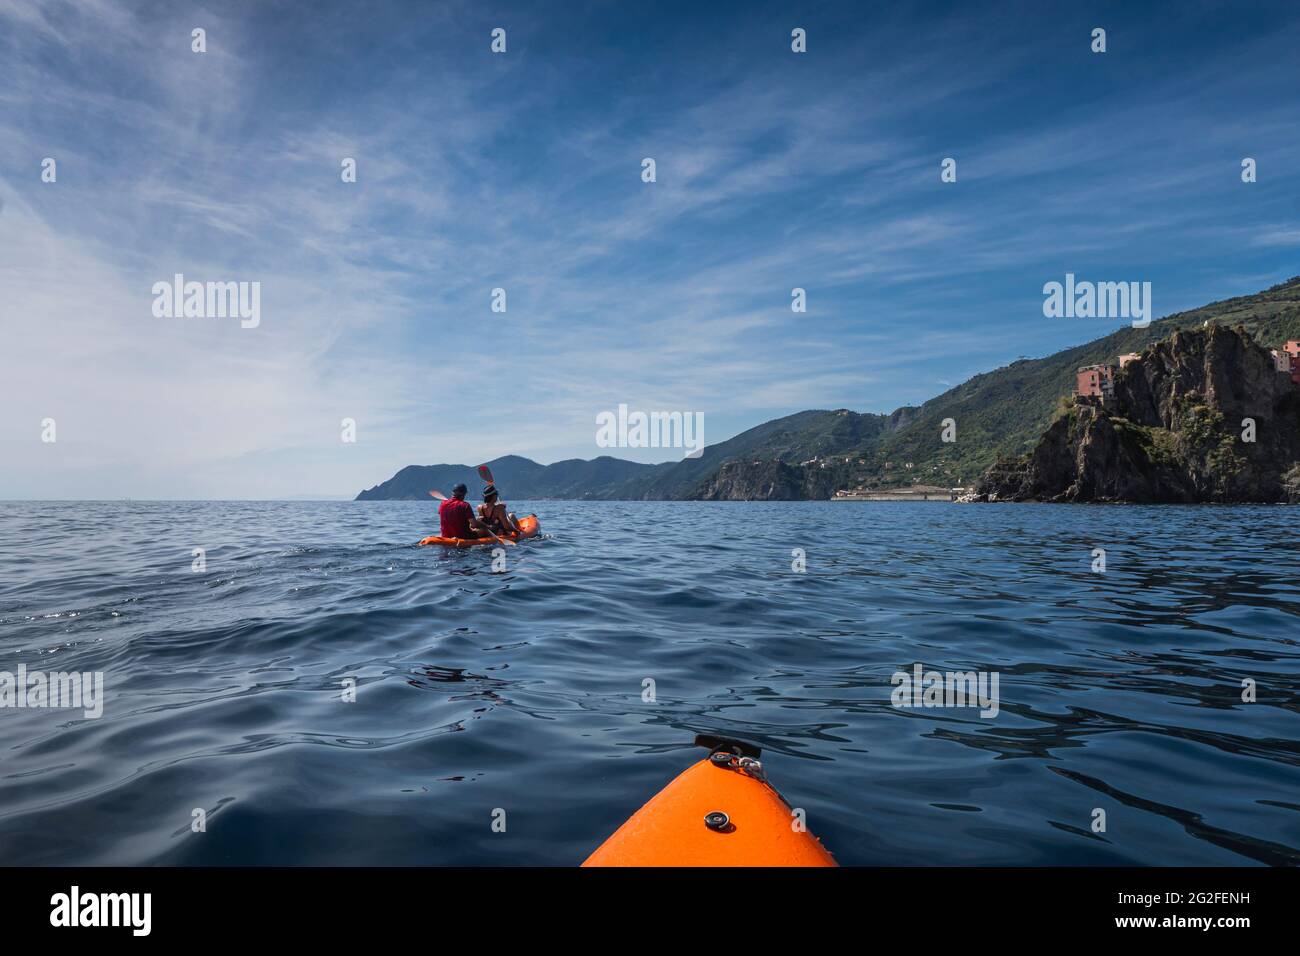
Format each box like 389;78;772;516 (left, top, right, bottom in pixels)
355;276;1300;501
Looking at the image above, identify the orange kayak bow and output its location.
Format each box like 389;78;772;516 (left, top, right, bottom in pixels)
582;735;836;867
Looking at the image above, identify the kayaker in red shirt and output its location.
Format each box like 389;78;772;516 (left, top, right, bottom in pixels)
439;483;492;539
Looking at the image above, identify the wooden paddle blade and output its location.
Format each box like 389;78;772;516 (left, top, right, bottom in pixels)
429;490;447;499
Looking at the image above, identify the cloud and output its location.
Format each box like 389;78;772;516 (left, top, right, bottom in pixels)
1251;228;1300;248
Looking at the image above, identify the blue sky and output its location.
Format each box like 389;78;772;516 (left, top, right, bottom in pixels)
2;0;1298;498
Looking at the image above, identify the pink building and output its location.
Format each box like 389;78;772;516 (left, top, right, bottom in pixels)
1076;364;1115;398
1118;352;1140;368
1275;341;1300;384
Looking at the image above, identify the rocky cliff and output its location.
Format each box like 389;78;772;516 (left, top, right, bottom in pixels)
691;459;841;500
972;325;1300;503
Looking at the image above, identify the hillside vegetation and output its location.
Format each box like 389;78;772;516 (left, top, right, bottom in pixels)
972;324;1300;502
865;276;1300;488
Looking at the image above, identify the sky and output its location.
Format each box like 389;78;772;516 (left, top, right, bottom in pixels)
1;0;1298;499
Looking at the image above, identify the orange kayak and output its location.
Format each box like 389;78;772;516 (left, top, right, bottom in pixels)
418;514;540;548
582;735;836;867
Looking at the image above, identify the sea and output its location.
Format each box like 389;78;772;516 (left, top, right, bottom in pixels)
1;500;1297;865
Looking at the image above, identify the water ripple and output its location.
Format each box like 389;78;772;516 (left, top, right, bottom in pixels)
0;500;1297;865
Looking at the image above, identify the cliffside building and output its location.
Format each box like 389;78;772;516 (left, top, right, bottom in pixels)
1075;363;1115;398
1272;340;1300;384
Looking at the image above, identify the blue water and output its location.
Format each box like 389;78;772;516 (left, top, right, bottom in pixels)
1;501;1298;866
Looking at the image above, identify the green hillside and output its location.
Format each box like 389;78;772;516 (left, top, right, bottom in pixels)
837;276;1300;489
616;275;1300;496
613;407;894;499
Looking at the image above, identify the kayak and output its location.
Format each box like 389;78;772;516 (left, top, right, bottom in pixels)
582;735;837;867
418;514;540;548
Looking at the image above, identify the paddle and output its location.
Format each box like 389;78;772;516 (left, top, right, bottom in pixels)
428;490;515;547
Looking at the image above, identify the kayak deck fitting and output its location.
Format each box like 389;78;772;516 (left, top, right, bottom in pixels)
418;513;540;548
582;735;837;867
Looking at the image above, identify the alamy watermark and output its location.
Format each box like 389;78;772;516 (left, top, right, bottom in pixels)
0;665;104;719
1043;273;1151;328
596;404;704;459
50;886;150;936
152;273;261;328
890;663;999;718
